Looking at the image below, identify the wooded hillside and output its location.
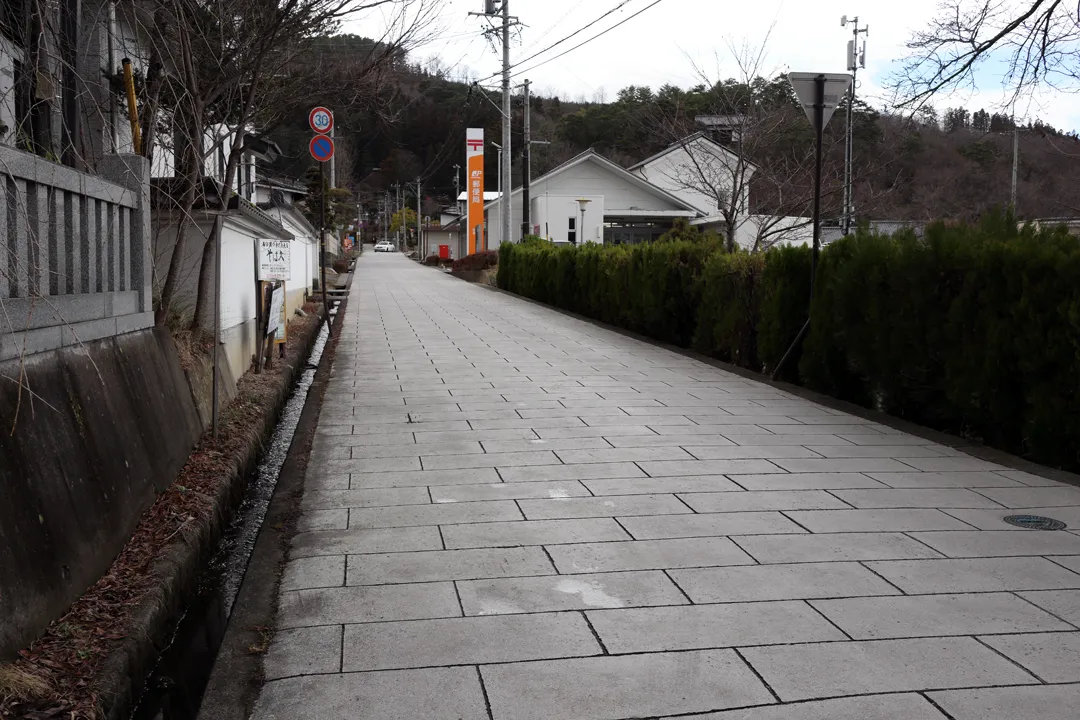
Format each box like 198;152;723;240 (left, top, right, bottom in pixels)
267;35;1080;224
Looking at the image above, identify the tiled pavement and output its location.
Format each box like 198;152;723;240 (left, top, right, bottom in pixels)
251;253;1080;719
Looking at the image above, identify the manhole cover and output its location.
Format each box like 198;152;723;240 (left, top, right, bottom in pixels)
1003;515;1067;531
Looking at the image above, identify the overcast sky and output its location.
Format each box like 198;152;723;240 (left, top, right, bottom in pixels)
347;0;1079;132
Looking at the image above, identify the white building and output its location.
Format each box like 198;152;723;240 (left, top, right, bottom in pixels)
483;150;699;247
482;136;814;251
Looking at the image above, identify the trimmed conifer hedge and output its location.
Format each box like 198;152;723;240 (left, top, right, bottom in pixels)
497;216;1080;470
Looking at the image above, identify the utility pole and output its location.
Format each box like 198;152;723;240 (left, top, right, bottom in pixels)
330;124;336;189
522;79;531;240
393;183;401;249
840;15;867;236
416;177;423;259
1011;127;1019;212
453;163;462;214
500;0;512;252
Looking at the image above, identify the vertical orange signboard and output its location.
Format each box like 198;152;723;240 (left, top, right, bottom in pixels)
466;128;484;254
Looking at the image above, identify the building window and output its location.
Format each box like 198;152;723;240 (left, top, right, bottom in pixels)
568;216;576;244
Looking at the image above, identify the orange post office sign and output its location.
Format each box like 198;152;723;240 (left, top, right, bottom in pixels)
466;128;484;255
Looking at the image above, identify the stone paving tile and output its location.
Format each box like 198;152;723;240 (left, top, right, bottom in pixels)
909;530;1080;557
421;450;561;471
758;424;890;435
412;428;539;444
865;471;1025;488
802;445;947;458
289;526;442;558
770;458;919;473
899;456;1009;472
783;508;973;533
302;487;431;510
457;570;687;615
442;518;631;549
733;473;888;491
829;488;1006;508
263;625;342;680
547;537;754;573
347;500;523;529
281;556;346;592
470;417;588;431
995;469;1065;486
297;509;349;532
970;485;1080;508
621;512;807;539
741;637;1038;702
717;433;851;446
942;506;1080;529
638;459;785;477
555;447;695;463
349;467;502;489
680;490;851;513
252;666;488;720
518;494;691;519
481;437;612;453
928;684;1080;720
734;532;943;564
812;592;1071;639
430;480;591;503
684;446;825;460
583;479;743;496
1051;555;1080;573
481;650;775;720
276;583;460;628
342;612;601;671
498;462;646;483
535;425;657;439
1017;589;1080;625
652;424;775;436
980;632;1080;682
350;441;483;459
669;562;899;603
671;694;948;720
587;601;846;653
603;433;736;448
866;557;1080;593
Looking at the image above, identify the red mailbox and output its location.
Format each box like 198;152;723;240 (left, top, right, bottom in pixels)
438;244;450;259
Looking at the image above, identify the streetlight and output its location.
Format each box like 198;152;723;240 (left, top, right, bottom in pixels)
771;72;851;381
575;198;591;244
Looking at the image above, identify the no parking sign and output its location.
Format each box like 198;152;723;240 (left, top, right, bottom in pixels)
309;135;335;162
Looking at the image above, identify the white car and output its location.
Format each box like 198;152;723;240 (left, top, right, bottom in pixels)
374;241;395;253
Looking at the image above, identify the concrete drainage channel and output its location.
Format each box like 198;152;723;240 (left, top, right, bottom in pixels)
129;318;333;720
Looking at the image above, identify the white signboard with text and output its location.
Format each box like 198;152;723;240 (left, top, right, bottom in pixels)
258;239;291;281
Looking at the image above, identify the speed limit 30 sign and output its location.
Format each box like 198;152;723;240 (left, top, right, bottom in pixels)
309;106;333;134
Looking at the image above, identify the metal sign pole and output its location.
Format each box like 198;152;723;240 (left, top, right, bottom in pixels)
321;161;328;317
811;75;824;299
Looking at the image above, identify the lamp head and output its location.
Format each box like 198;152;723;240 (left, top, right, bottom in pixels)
841;15;847;26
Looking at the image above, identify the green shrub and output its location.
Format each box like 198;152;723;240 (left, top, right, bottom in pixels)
499;217;1080;471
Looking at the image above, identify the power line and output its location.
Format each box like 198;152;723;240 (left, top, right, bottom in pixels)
505;0;667;83
476;0;639;84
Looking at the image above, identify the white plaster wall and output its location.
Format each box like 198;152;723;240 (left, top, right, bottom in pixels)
532;194;605;244
634;141;752;218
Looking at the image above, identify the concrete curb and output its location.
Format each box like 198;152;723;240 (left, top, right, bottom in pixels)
95;316;327;720
485;283;1080;490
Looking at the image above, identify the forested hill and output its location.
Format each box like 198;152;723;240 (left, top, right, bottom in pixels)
268;35;1080;224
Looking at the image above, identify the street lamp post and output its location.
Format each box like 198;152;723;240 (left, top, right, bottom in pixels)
575;198;591;244
771;72;852;381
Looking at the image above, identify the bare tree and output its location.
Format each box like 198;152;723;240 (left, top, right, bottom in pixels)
139;0;442;327
891;0;1080;107
645;39;821;252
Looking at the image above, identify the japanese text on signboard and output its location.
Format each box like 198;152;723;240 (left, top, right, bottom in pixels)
258;239;291;281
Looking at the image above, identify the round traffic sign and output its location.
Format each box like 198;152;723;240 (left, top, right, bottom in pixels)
309;106;333;134
309;135;335;162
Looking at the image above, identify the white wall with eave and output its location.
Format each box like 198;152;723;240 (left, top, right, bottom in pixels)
633;142;752;219
485;156;689;247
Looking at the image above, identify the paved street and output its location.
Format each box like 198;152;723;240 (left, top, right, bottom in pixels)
252;252;1080;719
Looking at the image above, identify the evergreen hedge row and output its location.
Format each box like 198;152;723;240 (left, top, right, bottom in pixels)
497;217;1080;470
